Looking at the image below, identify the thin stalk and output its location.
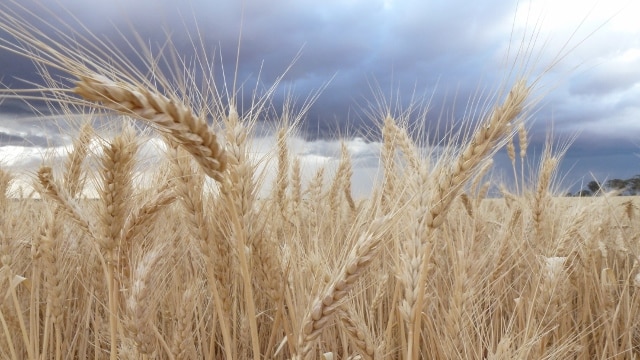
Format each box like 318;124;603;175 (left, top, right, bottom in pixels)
10;283;35;360
106;261;118;360
153;325;176;360
206;266;234;359
42;302;51;360
0;307;18;360
29;267;40;360
229;201;261;359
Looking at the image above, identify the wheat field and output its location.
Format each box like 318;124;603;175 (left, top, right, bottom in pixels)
1;3;640;360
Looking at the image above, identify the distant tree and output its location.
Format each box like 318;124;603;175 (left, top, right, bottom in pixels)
606;178;627;194
628;175;640;195
576;189;592;197
587;180;601;195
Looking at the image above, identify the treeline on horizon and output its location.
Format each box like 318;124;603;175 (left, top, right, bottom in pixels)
568;175;640;197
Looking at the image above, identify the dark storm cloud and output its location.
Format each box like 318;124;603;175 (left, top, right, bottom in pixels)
0;98;36;114
1;0;516;102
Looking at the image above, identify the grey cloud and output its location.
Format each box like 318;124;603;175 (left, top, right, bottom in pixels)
570;70;640;97
0;132;25;145
0;127;61;148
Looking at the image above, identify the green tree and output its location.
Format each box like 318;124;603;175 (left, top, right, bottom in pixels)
605;178;627;193
587;180;601;195
628;175;640;195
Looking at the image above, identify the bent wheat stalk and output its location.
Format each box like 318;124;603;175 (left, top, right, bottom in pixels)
75;74;227;181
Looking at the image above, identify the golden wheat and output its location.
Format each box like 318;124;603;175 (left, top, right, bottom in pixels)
0;4;638;360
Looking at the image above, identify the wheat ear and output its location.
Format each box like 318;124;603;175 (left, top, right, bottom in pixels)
380;115;398;213
428;80;529;230
126;246;165;357
533;154;558;238
518;122;528;159
96;127;139;360
74;74;227;181
291;157;303;218
274;127;290;216
171;287;197;359
337;306;376;360
385;115;421;172
408;79;530;358
327;143;353;218
98;126;137;255
168;147;234;358
296;216;389;359
37;166;93;236
0;169;11;204
120;184;175;246
517;122;528;191
63;122;94;198
39;213;65;358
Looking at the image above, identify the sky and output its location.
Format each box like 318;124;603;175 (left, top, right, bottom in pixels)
0;0;639;195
